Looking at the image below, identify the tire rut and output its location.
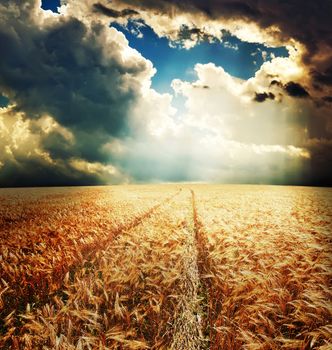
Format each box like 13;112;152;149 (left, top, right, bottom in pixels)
0;189;183;344
170;189;206;349
191;189;211;349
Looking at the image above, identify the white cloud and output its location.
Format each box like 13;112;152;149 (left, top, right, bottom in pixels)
93;51;312;183
124;59;311;182
69;158;127;183
0;108;44;162
1;0;327;185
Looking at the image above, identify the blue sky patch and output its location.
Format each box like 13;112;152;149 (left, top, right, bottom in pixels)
41;0;60;13
112;21;288;94
0;94;9;108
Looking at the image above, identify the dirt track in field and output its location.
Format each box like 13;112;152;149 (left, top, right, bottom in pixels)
170;189;205;349
1;184;331;349
0;188;183;345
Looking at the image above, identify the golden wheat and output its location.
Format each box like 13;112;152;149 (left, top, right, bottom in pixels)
0;184;331;349
0;185;180;349
193;184;332;349
11;189;200;349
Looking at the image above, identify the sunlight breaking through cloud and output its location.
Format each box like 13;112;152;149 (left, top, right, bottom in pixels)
0;0;331;186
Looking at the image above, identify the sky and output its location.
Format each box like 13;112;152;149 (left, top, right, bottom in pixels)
0;0;331;186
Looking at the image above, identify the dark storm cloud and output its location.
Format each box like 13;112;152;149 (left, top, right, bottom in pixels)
0;0;152;186
205;1;261;18
270;80;282;87
114;0;261;19
93;3;139;18
1;0;332;187
43;129;112;164
269;80;310;99
101;0;332;186
284;82;309;98
0;15;144;135
304;139;332;186
253;92;275;103
312;65;332;87
114;0;332;88
176;25;216;45
0;158;104;188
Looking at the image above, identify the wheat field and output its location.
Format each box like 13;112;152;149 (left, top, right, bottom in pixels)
0;184;331;349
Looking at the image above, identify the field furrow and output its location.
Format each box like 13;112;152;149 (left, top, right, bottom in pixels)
193;185;332;349
1;184;331;350
191;189;213;349
0;189;199;349
170;189;204;350
0;186;181;347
